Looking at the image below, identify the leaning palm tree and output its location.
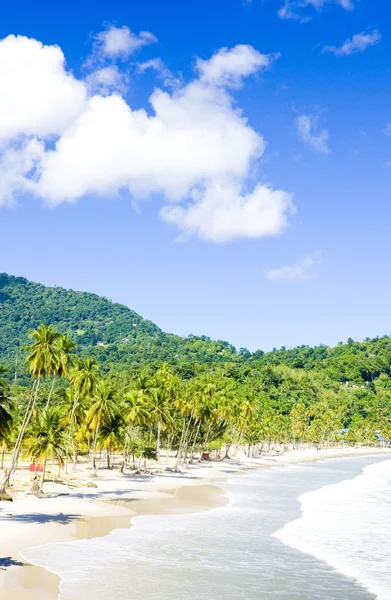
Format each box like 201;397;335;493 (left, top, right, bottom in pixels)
24;407;68;492
0;324;61;497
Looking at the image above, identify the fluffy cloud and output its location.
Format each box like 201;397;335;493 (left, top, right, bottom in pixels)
161;183;294;242
323;30;381;56
85;66;127;94
196;45;276;87
0;35;86;141
296;115;330;154
0;32;294;243
0;139;43;206
278;0;354;21
266;252;319;282
37;85;263;204
94;26;157;59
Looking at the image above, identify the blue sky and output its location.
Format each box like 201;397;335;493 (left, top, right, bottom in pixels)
1;0;390;351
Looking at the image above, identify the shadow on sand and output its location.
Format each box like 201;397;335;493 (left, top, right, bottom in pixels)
0;512;81;525
0;557;30;570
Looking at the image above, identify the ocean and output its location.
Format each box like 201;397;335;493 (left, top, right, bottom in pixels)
22;454;391;600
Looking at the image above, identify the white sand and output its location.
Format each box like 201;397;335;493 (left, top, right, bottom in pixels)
0;446;389;599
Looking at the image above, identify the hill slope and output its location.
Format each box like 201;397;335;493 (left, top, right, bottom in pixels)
0;273;239;374
2;273;391;387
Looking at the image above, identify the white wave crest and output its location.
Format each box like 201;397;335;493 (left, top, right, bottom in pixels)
273;459;391;600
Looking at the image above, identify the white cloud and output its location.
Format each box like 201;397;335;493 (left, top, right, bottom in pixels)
37;85;265;204
278;0;354;21
95;26;157;59
266;252;320;282
0;139;43;206
296;115;330;154
161;183;294;242
137;58;180;88
0;35;86;141
85;65;127;94
196;45;277;87
0;34;294;242
324;30;381;56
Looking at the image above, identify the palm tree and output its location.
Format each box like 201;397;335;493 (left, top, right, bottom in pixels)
148;386;172;462
87;380;117;473
0;325;61;496
45;334;76;409
99;411;126;468
68;358;99;468
24;407;68;492
123;388;151;471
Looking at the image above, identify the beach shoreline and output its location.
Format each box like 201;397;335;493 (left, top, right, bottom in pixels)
1;446;389;600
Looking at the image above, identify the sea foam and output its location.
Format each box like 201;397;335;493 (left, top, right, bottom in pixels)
273;458;391;600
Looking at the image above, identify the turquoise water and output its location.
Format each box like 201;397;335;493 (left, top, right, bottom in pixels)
22;455;391;600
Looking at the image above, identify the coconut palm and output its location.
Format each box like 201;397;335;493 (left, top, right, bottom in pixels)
87;380;117;472
24;407;69;492
123;388;152;471
45;334;76;409
0;325;61;496
99;411;126;468
148;386;172;461
68;358;99;468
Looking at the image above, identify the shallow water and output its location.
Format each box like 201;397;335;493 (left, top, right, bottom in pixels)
22;455;391;600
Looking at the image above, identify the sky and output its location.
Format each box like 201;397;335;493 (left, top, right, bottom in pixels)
1;0;390;352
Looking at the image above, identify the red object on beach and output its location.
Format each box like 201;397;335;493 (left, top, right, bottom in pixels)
29;464;36;472
202;452;210;460
37;464;43;473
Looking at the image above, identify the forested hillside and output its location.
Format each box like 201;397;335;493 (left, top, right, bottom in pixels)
2;273;391;386
0;273;239;378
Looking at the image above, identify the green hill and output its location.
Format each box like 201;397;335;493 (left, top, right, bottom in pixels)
1;272;391;388
0;273;239;377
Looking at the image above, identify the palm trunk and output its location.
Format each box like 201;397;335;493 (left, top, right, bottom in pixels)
223;443;232;460
233;428;244;457
0;378;40;495
199;423;212;462
156;420;161;462
174;418;187;469
183;418;196;462
70;392;79;470
123;424;132;467
92;418;100;472
165;435;172;462
40;458;47;493
190;419;202;459
72;437;78;471
137;449;144;473
45;376;57;410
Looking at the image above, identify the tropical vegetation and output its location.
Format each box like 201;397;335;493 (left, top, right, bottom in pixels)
1;274;391;498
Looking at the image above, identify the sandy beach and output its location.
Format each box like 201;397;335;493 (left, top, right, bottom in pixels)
1;446;389;600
